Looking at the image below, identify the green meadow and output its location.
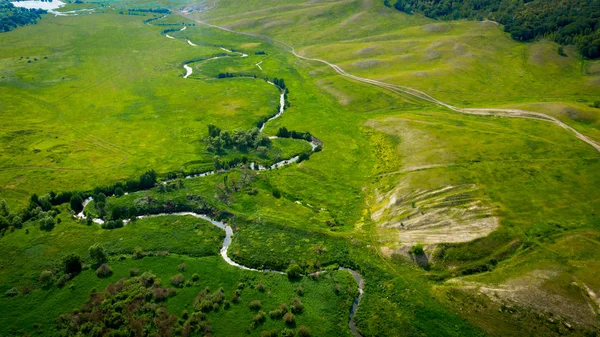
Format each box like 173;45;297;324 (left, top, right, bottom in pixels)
1;0;600;336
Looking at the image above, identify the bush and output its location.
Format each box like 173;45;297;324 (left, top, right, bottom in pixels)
39;216;55;231
260;330;277;337
291;297;303;313
286;263;302;279
5;287;18;298
62;254;83;274
272;188;281;199
55;274;72;288
281;328;295;337
132;247;144;260
177;263;187;271
130;268;140;277
252;310;266;324
192;273;200;281
89;243;107;265
283;312;295;325
297;325;311;337
296;286;304;296
95;264;113;278
257;283;265;292
70;194;84;212
269;308;284;319
249;300;261;310
39;270;54;285
114;187;124;197
410;243;425;255
170;274;185;287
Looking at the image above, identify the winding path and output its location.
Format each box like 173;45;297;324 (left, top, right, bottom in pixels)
181;13;600;154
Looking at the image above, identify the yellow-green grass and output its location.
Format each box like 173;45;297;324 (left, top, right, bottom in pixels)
2;1;600;335
193;0;600;113
0;12;286;209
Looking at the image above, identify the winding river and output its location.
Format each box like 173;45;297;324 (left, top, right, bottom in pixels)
77;22;365;336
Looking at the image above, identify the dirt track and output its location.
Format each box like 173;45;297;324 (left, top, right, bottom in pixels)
181;12;600;154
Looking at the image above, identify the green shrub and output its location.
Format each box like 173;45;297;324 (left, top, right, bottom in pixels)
281;328;295;337
410;243;425;255
260;330;277;337
39;270;54;285
291;297;303;313
269;308;283;319
257;283;265;292
132;247;144;260
296;286;304;296
5;287;18;298
192;273;200;281
55;273;72;288
89;243;107;265
170;274;185;287
249;300;261;310
39;216;55;231
114;187;124;197
62;254;82;274
177;263;187;271
252;310;266;324
95;264;113;278
297;325;311;337
286;263;302;279
283;312;295;325
130;268;140;277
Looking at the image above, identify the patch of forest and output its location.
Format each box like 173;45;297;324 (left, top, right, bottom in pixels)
385;0;600;59
0;0;46;32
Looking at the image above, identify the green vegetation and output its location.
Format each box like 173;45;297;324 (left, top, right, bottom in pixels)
0;0;46;32
1;0;600;336
388;0;600;58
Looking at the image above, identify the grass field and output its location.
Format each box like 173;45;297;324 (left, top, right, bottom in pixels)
1;0;600;336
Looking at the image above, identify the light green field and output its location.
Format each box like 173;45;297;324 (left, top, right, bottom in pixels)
1;0;600;336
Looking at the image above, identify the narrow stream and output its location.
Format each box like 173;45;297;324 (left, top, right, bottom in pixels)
78;207;363;336
81;22;364;336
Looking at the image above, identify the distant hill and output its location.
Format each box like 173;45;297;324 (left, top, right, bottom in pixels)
386;0;600;59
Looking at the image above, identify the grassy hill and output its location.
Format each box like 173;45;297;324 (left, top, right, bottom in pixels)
0;0;599;336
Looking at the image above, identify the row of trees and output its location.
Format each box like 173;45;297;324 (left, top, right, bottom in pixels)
387;0;600;59
276;127;312;142
0;0;46;33
206;125;271;153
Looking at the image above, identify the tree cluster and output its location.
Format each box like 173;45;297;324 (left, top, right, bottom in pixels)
55;273;181;337
388;0;600;58
127;8;170;14
206;125;271;153
0;0;46;33
276;127;312;142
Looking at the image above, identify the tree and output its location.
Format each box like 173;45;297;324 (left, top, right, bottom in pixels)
11;215;22;228
207;124;221;137
0;215;9;230
0;199;9;216
114;187;124;197
89;243;107;265
139;170;157;189
95;192;106;203
39;216;55;231
62;254;83;274
70;193;84;213
286;263;302;279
